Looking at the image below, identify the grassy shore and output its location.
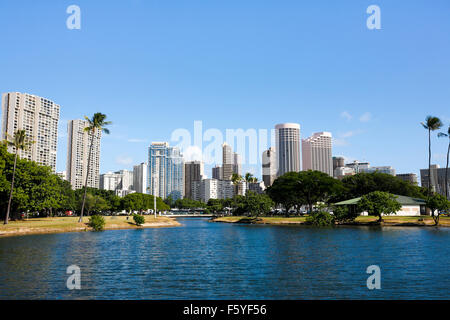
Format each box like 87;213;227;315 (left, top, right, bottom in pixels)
212;215;450;227
0;216;181;237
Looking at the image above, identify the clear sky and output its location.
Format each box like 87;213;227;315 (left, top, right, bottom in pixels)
1;0;449;180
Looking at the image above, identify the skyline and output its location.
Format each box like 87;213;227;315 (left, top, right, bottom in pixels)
0;1;449;179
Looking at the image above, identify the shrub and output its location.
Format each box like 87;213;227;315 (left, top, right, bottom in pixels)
333;206;359;223
306;211;335;227
133;214;145;226
88;215;105;231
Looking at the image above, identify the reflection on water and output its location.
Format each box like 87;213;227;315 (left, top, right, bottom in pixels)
0;218;449;299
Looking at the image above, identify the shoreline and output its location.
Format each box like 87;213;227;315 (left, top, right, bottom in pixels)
211;216;450;228
0;216;181;238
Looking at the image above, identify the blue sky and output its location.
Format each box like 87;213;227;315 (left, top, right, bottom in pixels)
0;0;449;179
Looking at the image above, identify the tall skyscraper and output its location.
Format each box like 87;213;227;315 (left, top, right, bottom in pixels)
420;165;449;199
1;92;60;172
148;142;184;200
262;147;277;188
232;152;242;176
66;119;102;189
222;143;233;180
275;123;301;176
185;161;204;199
212;165;222;180
302;132;333;176
133;162;148;194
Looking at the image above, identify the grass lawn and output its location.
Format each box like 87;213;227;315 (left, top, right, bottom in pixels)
0;215;180;237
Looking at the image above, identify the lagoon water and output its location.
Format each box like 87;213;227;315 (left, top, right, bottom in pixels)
0;218;449;299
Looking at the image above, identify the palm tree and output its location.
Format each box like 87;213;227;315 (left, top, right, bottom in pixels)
79;113;111;223
231;173;243;195
438;125;450;200
421;116;443;198
4;130;34;224
244;172;254;183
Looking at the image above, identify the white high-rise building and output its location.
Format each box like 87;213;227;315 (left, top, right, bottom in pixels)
302;132;333;176
192;179;234;203
66;119;102;190
1;92;60;172
100;171;122;191
275;123;301;176
133;162;148;194
262;147;277;188
232;152;242;176
100;169;134;196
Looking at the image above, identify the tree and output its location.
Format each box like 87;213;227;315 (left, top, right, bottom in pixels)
421;116;443;198
81;193;108;215
164;195;174;208
267;172;303;215
243;191;274;217
88;215;105;231
207;199;224;214
231;173;243;195
357;191;402;223
426;194;449;226
133;214;145;226
438;125;450;200
296;170;342;213
3;130;34;224
80;113;111;222
306;210;334;227
333;205;359;223
336;172;426;202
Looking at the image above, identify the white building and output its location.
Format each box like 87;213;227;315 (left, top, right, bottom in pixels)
100;171;122;191
302;132;333;176
334;167;355;179
232;152;242;176
133;162;148;194
192;179;235;203
336;195;426;217
275;123;301;176
56;171;67;180
100;169;134;197
345;161;370;173
1;92;60;172
361;166;396;176
67;119;101;189
262;147;277;188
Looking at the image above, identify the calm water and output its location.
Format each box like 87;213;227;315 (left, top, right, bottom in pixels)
0;218;449;299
